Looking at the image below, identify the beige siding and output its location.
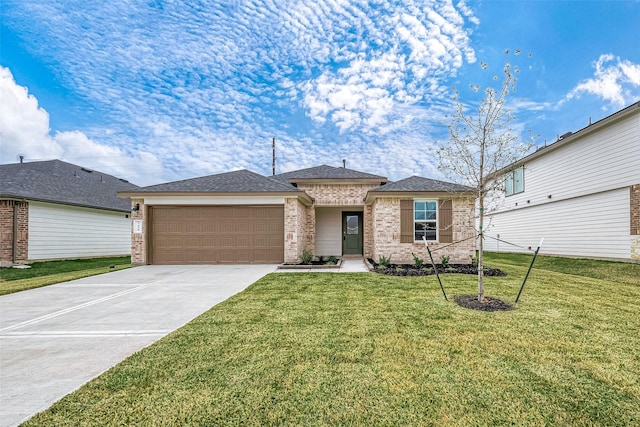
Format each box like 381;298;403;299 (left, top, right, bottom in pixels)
315;208;342;256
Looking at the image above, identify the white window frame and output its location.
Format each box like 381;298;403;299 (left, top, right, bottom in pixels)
413;199;438;242
505;166;524;196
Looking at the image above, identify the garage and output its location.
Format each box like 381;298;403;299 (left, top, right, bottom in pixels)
149;205;284;264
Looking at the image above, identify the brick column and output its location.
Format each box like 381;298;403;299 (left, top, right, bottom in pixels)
130;198;146;265
0;200;29;266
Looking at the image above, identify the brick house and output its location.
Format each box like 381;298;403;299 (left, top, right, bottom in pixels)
0;160;139;266
119;165;475;265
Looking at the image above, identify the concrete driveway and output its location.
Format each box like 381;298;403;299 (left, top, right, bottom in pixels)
0;264;276;427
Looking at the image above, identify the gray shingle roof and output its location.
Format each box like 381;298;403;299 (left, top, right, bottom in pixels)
133;169;302;193
274;165;387;182
0;160;140;212
369;175;472;192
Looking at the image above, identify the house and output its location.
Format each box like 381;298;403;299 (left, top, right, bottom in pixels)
484;101;640;262
118;165;475;265
0;160;139;266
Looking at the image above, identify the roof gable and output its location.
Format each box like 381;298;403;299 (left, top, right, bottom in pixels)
133;169;302;193
274;165;387;182
370;175;472;192
0;160;139;212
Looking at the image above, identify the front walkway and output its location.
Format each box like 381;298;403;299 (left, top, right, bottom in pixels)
276;258;370;273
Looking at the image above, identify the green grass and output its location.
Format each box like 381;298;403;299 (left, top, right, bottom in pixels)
24;253;640;426
0;256;131;295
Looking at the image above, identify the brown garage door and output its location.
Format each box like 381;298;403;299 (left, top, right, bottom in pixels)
149;206;284;264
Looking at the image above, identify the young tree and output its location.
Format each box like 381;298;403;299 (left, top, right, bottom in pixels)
436;52;535;302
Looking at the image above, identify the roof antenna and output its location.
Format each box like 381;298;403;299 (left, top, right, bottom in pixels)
272;136;276;176
342;159;346;168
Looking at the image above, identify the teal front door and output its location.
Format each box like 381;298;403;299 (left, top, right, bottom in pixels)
342;212;363;255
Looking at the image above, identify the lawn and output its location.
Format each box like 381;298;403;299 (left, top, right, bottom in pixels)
25;253;640;426
0;256;131;295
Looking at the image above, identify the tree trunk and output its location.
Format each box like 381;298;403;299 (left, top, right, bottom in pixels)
477;189;485;302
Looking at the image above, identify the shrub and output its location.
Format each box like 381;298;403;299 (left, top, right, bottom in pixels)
300;249;314;265
328;256;338;265
411;252;424;267
378;255;392;268
440;255;450;268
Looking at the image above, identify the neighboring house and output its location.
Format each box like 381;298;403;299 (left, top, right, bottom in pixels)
484;101;640;262
0;160;139;266
118;165;475;265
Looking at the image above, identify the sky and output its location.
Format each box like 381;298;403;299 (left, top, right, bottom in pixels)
1;0;639;187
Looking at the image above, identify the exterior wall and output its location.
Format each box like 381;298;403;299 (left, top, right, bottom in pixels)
284;198;308;263
130;198;146;265
372;197;475;264
631;184;640;261
486;111;639;261
28;201;131;261
485;188;631;260
0;200;29;266
298;183;379;258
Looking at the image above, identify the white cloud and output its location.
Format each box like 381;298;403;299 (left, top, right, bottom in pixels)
0;66;162;185
567;54;640;106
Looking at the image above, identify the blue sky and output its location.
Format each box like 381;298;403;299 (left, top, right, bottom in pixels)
1;0;639;186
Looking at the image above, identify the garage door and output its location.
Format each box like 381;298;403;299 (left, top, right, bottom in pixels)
149;206;284;264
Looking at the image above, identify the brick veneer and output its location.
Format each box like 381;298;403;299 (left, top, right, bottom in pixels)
631;184;640;261
130;198;146;265
0;200;29;266
371;197;475;264
296;183;378;260
284;198;308;263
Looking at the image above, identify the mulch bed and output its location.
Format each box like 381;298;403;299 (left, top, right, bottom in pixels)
369;261;506;277
454;295;514;312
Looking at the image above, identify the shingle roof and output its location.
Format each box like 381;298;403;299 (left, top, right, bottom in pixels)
274;165;387;182
0;160;139;212
132;169;303;193
369;175;472;192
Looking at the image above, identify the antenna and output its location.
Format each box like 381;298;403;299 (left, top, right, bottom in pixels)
272;137;276;176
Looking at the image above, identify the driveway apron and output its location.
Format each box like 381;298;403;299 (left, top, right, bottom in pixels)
0;264;276;427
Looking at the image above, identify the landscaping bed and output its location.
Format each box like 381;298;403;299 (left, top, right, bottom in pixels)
368;259;506;277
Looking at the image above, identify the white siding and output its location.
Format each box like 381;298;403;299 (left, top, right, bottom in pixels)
28;201;131;260
485;188;631;259
492;114;639;214
315;208;342;256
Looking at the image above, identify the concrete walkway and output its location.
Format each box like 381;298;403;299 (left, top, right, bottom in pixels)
276;258;370;273
0;264;276;427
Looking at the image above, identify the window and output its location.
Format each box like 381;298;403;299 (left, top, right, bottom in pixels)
414;200;437;241
505;166;524;196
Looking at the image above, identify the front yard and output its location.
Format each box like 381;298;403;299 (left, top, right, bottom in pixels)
25;253;640;426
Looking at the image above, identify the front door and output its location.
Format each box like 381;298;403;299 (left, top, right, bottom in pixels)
342;212;363;255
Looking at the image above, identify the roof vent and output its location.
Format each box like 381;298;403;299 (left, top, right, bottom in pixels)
119;178;129;183
558;131;573;140
81;167;93;173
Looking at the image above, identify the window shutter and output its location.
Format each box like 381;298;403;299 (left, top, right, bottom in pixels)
439;199;453;243
400;200;414;243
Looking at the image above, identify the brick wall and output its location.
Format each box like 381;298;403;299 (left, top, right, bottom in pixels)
298;183;377;258
0;200;29;266
371;197;475;264
130;198;146;265
631;184;640;236
284;198;308;263
632;184;640;261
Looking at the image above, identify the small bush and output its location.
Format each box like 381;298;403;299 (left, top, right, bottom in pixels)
378;255;392;268
328;256;338;265
300;249;314;265
411;252;424;267
440;255;450;268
